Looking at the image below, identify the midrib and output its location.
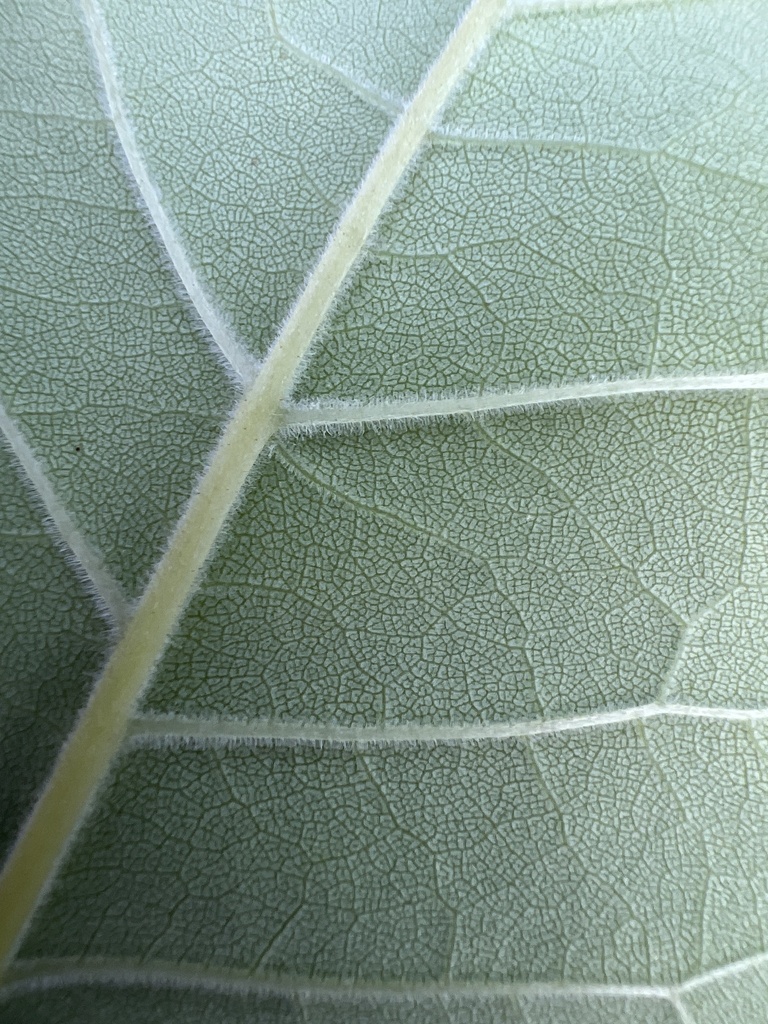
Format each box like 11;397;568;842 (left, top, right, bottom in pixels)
0;0;508;976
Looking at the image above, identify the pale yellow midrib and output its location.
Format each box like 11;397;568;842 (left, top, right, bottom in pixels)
0;0;508;977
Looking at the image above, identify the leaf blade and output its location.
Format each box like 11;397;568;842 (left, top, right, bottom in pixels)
3;0;768;1020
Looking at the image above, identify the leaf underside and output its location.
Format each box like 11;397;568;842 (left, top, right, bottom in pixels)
2;1;768;1022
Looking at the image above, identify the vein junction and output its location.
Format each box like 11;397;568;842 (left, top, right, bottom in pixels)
0;0;509;976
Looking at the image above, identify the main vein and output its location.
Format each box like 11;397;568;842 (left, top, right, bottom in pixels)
0;398;129;626
81;0;255;383
0;0;507;976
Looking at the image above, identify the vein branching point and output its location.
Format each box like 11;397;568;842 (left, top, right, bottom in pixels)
0;0;507;975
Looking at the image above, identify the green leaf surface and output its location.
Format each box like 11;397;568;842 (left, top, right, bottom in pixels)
2;1;768;1022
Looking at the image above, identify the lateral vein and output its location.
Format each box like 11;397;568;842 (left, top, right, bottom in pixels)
80;0;256;383
0;0;507;976
0;398;129;626
7;948;768;1004
678;947;768;993
0;957;672;1003
505;0;664;14
127;703;768;748
282;374;768;430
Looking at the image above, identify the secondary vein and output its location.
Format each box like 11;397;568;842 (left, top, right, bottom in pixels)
81;0;256;384
0;0;507;977
6;945;768;1005
0;398;129;626
0;956;673;1003
7;943;768;1004
282;373;768;430
127;703;768;748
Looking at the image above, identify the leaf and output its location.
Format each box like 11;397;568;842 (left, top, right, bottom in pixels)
1;0;768;1022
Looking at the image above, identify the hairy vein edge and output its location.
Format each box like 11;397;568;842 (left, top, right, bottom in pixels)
0;398;129;626
80;0;255;384
282;373;768;430
0;0;508;977
126;703;768;747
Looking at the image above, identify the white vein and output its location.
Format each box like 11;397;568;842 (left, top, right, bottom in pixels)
679;947;768;993
282;373;768;430
8;947;768;1005
266;2;402;117
127;703;768;748
0;398;129;626
671;996;698;1024
80;0;257;384
0;957;680;1004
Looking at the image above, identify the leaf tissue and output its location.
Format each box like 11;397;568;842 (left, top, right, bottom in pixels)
1;0;768;1021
